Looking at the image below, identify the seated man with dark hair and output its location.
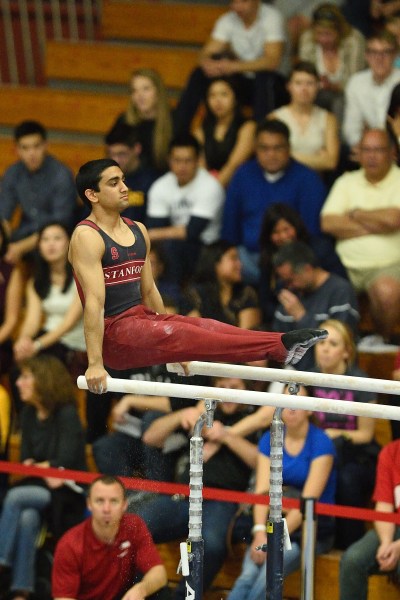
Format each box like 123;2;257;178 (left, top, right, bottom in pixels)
104;122;158;225
0;120;76;265
272;240;359;370
147;133;225;285
52;475;170;600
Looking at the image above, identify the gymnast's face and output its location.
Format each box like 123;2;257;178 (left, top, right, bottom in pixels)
87;166;129;212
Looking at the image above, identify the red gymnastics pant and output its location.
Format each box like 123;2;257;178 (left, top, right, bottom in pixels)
103;305;287;370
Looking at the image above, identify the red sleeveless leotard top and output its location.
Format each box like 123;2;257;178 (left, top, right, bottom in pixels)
74;217;147;317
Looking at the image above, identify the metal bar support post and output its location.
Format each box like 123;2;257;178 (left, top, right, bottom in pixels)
179;399;218;600
301;497;317;600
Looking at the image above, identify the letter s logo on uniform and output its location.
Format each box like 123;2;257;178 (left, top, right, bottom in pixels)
111;247;119;260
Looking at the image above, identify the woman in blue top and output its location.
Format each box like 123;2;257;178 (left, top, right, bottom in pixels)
228;385;336;600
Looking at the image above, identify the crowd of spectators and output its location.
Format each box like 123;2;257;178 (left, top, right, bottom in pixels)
1;1;400;598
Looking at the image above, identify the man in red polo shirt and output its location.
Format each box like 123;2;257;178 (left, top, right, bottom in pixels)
339;439;400;599
52;475;169;600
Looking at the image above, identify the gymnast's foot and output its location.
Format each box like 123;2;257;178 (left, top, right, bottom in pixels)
282;329;328;365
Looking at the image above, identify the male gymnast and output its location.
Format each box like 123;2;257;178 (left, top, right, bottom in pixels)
69;159;327;395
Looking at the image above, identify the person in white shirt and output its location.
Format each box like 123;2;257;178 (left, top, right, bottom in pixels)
147;133;225;285
174;0;289;132
343;29;400;161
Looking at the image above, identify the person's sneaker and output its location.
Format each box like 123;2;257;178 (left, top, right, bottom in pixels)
282;329;328;365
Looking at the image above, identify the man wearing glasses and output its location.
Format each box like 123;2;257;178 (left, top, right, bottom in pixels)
321;128;400;345
343;30;400;161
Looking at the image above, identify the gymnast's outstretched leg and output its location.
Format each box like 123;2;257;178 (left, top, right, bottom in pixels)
103;305;327;371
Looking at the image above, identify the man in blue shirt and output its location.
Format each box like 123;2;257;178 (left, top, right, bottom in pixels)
0;120;76;265
221;119;327;285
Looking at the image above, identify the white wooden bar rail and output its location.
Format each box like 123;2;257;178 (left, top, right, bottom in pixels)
77;376;400;421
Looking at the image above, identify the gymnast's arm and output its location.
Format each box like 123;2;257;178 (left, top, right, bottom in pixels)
137;222;166;314
69;226;108;393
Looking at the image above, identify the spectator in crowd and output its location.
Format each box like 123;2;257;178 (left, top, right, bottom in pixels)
384;11;400;68
269;61;340;172
0;381;11;502
370;0;400;24
321;128;400;343
271;241;359;370
148;243;183;309
339;439;400;600
387;82;400;146
258;203;347;324
103;122;158;225
342;30;400;160
0;355;87;600
52;475;169;600
298;3;366;122
174;0;289;131
312;319;379;549
113;68;173;174
193;76;256;188
0;121;76;266
182;240;261;329
0;221;25;378
227;384;336;600
13;222;86;377
137;377;260;600
221;119;327;286
391;353;400;440
274;0;347;54
147;134;225;286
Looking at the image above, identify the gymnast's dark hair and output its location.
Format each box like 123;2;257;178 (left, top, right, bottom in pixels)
76;158;119;207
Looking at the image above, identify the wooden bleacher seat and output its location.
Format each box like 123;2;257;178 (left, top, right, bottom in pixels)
0;85;126;136
158;541;400;600
0;137;103;176
101;0;224;45
45;40;198;91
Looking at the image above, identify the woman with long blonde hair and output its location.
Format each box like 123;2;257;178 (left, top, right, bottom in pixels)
116;68;173;173
312;318;379;549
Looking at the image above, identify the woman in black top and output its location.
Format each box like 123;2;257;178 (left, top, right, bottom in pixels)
183;240;261;330
0;355;86;599
194;77;256;187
